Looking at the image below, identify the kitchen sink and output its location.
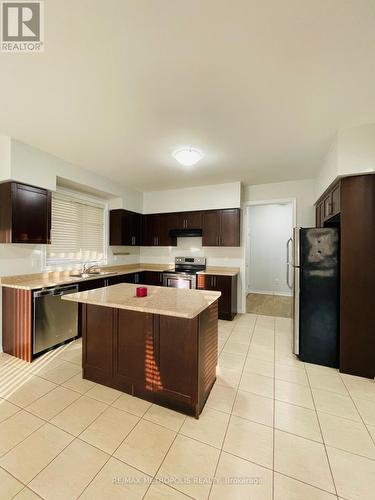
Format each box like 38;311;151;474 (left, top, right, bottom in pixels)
69;271;118;279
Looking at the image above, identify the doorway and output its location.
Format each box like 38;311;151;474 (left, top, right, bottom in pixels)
246;202;294;317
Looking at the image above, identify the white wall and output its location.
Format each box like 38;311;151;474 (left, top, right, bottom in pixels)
316;123;375;199
315;138;339;200
242;178;316;227
0;135;11;180
143;182;241;214
247;204;293;295
0;137;143;351
10;139;143;213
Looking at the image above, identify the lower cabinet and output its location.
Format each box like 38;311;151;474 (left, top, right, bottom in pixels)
81;302;218;417
197;274;238;320
143;271;164;286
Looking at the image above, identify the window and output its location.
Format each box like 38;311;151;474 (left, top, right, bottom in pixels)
46;190;106;267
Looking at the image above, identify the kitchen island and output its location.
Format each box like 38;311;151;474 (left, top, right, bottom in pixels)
63;283;221;418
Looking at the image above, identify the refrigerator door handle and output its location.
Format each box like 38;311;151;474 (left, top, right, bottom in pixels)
293;267;300;355
286;238;293;290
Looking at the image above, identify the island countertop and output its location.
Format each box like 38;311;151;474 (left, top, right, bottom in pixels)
62;283;221;319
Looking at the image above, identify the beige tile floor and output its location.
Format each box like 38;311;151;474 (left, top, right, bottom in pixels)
0;315;375;499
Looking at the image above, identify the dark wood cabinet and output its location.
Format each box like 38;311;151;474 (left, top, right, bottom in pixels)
197;273;237;320
158;213;178;246
122;272;145;284
111;207;240;247
316;202;323;228
0;182;51;244
81;300;218;417
109;209;141;246
340;175;375;379
142;214;161;246
143;271;164;286
115;310;153;394
316;182;341;226
201;211;220;246
331;184;340;216
202;209;240;246
178;211;202;230
153;315;198;406
220;209;241;246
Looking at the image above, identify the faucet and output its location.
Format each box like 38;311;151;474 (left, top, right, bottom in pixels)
82;263;98;274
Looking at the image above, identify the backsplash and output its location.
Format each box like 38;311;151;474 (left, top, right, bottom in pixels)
139;237;243;267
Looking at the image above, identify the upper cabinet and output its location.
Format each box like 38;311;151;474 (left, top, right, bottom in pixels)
202;209;240;246
0;182;51;244
178;211;202;230
316;181;341;227
109;209;141;246
110;207;240;247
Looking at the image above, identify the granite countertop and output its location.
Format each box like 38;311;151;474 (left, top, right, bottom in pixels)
62;283;221;319
0;264;240;290
198;267;240;276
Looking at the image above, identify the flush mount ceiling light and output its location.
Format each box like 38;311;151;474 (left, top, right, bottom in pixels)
172;147;204;167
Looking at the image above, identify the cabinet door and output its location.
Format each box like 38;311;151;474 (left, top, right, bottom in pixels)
202;211;220;246
78;278;106;292
154;315;198;404
12;183;51;244
109;210;123;245
143;271;163;286
115;310;154;390
158;213;178;246
184;211;202;229
323;194;332;220
316;203;323;228
121;210;133;245
331;184;340;216
83;304;113;378
142;214;155;246
215;275;232;318
220;209;240;246
122;211;142;246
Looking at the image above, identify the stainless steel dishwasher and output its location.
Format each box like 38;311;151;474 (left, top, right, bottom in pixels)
33;284;79;356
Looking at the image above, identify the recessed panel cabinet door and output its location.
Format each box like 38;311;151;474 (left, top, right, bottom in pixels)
12;183;51;244
83;304;113;378
115;310;154;390
220;209;240;246
154;316;198;403
202;211;220;246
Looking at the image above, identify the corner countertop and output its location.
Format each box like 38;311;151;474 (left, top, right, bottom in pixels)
0;264;240;290
62;283;221;319
0;264;173;290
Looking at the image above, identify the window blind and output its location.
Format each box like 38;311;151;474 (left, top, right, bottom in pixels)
46;191;105;265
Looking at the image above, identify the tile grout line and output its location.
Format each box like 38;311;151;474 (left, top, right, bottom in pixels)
338;372;375;448
304;363;339;497
206;315;258;499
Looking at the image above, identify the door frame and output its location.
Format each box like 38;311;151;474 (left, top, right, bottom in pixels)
241;198;296;310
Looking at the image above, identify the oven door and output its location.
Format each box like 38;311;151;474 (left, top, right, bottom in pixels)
163;274;196;289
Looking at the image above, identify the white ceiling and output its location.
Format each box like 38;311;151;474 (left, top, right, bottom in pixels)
0;0;375;191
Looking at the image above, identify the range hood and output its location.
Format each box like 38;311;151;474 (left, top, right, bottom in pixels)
169;228;202;238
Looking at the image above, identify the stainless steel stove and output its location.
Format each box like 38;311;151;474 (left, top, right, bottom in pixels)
163;257;206;289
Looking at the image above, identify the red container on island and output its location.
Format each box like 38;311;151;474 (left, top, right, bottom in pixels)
136;286;147;297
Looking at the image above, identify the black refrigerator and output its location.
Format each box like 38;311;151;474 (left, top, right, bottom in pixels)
289;227;340;368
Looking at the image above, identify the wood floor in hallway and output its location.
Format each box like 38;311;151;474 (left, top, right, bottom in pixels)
246;293;292;318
